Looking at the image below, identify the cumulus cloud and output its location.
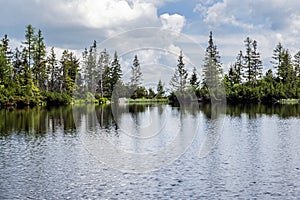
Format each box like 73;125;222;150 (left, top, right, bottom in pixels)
196;0;300;32
25;0;159;35
160;13;186;34
191;0;300;70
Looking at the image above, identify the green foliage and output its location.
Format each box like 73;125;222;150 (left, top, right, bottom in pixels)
170;50;188;92
1;27;300;108
156;80;165;98
111;51;122;92
202;32;223;89
189;67;200;90
130;55;143;87
44;92;72;106
130;86;147;99
60;50;79;95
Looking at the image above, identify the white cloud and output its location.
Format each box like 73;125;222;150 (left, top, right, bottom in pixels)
41;0;159;30
202;0;253;29
160;13;186;34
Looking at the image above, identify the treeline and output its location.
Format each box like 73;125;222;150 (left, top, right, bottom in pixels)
168;32;300;104
223;37;300;103
0;25;81;106
0;25;300;108
0;25;161;107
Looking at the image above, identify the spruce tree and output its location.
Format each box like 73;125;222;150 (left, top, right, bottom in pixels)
169;50;188;92
251;40;263;85
32;29;47;89
271;42;284;78
230;50;243;85
202;32;223;88
293;51;300;78
280;49;295;83
82;41;97;92
189;67;200;90
47;47;60;92
130;55;143;88
97;49;110;97
12;48;23;81
22;25;35;69
243;37;253;84
1;34;13;65
243;37;262;86
0;35;13;86
60;50;79;95
156;80;165;98
110;51;122;95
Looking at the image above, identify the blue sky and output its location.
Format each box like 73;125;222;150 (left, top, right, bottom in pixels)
1;0;300;86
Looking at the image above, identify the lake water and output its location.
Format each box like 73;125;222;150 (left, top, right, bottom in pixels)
0;104;300;199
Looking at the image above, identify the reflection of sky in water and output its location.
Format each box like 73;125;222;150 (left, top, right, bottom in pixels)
0;105;300;198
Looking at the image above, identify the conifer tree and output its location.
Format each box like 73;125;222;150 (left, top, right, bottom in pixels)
156;80;165;98
243;37;262;86
170;50;188;92
251;40;263;85
32;29;47;89
293;51;300;78
82;40;97;92
202;32;223;88
189;67;200;90
0;35;13;86
60;50;79;94
47;47;60;92
130;55;143;88
22;25;35;69
97;49;110;97
110;51;122;95
271;42;284;78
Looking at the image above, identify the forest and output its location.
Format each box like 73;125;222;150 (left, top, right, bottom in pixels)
0;25;299;108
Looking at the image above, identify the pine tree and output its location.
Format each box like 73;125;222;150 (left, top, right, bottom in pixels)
271;42;284;78
110;51;122;94
243;37;262;86
189;67;200;90
279;49;294;83
293;51;300;78
130;55;143;88
170;50;188;92
47;47;60;92
32;29;47;89
1;34;13;65
22;25;35;69
97;49;110;97
229;50;243;85
60;50;79;95
20;47;35;96
0;47;8;85
82;40;97;92
0;35;13;86
156;80;165;98
202;32;223;88
12;48;23;81
251;40;263;85
243;37;253;84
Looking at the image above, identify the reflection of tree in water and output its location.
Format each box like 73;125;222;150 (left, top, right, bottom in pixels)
225;104;300;119
0;106;76;137
200;103;300;119
95;105;115;129
128;104;147;114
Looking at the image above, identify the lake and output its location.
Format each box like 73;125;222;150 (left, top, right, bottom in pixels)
0;104;300;199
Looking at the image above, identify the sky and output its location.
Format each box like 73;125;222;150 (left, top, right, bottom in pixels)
1;0;300;87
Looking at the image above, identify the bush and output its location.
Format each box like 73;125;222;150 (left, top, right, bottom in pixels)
45;92;72;106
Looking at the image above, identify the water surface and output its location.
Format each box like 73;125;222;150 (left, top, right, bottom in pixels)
0;104;300;199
